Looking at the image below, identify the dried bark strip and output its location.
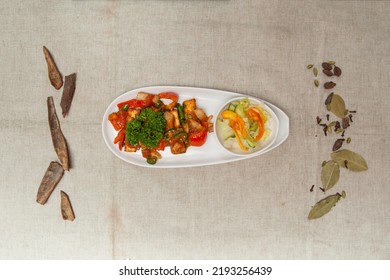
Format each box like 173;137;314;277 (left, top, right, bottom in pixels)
48;96;70;170
332;138;345;151
333;66;342;77
43;46;63;90
334;121;341;132
36;161;64;205
323;69;333;76
325;92;334;105
322;62;333;71
342;117;350;129
60;73;77;118
60;191;76;221
324;81;336;89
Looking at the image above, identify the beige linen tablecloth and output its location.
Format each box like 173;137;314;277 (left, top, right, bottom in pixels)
0;0;389;259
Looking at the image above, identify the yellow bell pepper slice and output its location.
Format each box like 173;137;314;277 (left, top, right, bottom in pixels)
221;110;250;151
221;110;248;137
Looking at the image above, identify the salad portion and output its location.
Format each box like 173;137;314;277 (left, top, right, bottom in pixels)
216;98;273;153
108;92;213;164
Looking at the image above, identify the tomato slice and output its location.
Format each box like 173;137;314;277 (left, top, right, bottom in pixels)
108;110;128;131
117;94;154;110
158;92;178;110
189;130;207;147
156;139;169;151
113;129;125;150
246;108;265;141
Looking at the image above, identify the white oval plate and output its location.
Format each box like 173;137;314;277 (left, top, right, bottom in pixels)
102;86;289;168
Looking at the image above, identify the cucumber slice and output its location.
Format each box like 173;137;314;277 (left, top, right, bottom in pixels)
235;104;246;118
228;104;236;111
239;98;250;109
249;121;258;132
246;138;257;148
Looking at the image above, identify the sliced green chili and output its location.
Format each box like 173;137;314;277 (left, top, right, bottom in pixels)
175;103;186;124
174;131;188;140
146;157;157;165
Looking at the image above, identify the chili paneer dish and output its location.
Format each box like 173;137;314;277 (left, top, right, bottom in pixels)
108;92;213;164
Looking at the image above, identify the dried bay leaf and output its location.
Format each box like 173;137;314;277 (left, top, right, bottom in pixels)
48;96;70;170
321;160;340;191
328;121;336;131
329;94;347;118
43;46;63;90
60;191;76;221
36;161;64;205
330;149;368;171
308;192;344;220
327;125;334;135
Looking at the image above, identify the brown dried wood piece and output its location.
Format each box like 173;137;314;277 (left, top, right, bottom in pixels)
48;96;70;170
342;117;350;129
43;46;63;90
324;81;336;89
325;92;334;106
60;191;76;221
333;66;342;77
60;73;77;118
323;69;333;77
332;139;344;151
36;161;64;205
322;62;333;71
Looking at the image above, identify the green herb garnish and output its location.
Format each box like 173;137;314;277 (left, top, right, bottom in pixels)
125;107;166;148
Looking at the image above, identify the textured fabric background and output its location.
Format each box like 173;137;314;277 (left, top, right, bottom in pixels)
0;0;389;259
